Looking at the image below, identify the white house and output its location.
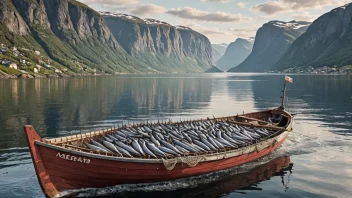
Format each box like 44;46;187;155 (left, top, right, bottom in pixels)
34;51;40;55
9;63;18;70
36;64;42;71
33;68;39;73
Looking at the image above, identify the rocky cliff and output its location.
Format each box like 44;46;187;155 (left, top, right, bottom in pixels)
229;21;310;72
274;4;352;70
0;1;213;74
212;43;228;63
102;12;212;72
216;38;254;71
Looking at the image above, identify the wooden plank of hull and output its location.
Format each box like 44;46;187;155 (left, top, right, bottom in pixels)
25;127;287;197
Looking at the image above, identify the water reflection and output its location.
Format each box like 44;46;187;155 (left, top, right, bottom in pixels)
0;76;212;148
75;156;292;198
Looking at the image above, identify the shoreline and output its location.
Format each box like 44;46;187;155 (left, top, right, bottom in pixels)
0;71;351;80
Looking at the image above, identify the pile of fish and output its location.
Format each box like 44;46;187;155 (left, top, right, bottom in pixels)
85;120;281;158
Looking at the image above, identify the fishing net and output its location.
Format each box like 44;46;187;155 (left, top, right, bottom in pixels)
162;158;178;171
162;155;206;170
181;155;205;167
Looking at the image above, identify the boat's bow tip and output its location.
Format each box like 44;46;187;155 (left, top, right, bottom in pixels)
24;125;42;142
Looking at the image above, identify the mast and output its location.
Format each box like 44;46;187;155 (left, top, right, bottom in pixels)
279;80;287;110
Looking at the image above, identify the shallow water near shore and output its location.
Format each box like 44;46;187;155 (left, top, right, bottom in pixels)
0;73;351;198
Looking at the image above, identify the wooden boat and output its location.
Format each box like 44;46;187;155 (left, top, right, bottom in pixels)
24;82;294;198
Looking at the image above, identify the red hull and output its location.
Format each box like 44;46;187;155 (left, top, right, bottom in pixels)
24;109;293;197
25;127;288;197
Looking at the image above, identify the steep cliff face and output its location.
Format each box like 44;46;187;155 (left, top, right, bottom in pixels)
216;38;254;71
40;0;117;47
229;21;310;72
0;1;213;73
12;0;50;29
101;12;213;70
178;26;212;65
212;43;228;63
274;4;352;70
0;0;29;36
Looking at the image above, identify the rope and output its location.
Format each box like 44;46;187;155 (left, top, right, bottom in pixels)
180;155;205;167
162;158;178;171
162;155;206;170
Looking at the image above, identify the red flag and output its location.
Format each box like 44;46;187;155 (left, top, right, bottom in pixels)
285;76;293;83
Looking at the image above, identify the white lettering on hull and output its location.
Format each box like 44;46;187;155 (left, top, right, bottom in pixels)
56;152;91;164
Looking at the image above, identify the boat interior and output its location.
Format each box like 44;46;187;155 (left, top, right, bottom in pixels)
40;108;293;159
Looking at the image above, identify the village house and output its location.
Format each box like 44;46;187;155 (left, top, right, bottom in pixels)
44;64;51;69
33;68;39;73
36;64;42;71
54;69;62;73
0;48;8;53
34;51;40;55
8;63;18;70
1;60;11;65
20;59;26;64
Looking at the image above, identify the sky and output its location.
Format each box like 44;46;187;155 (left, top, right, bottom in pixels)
78;0;349;44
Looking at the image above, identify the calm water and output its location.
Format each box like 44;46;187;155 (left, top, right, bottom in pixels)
0;74;351;198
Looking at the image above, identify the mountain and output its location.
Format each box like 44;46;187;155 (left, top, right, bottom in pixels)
274;4;352;70
0;0;212;75
216;38;254;71
205;66;223;73
228;21;311;72
212;43;228;63
102;13;213;72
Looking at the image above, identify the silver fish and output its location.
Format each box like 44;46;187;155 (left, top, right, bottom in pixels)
114;141;141;157
158;146;179;156
173;139;197;153
193;139;211;151
146;142;166;157
213;138;225;149
132;139;146;157
103;141;122;156
161;140;183;154
91;139;112;152
86;143;110;153
139;139;157;158
115;145;133;158
207;136;219;149
201;137;217;150
150;134;161;146
103;136;113;143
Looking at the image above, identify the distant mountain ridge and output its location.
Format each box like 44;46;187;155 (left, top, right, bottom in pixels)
274;3;352;70
211;43;228;63
216;37;254;71
0;1;213;75
229;20;311;72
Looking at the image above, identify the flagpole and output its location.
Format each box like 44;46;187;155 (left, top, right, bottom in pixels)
279;79;287;110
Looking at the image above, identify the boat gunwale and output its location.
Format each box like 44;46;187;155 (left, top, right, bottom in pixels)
43;108;292;145
35;131;289;164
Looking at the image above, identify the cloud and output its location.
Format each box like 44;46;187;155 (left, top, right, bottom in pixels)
236;2;246;8
290;12;319;21
252;0;347;15
167;7;252;23
201;0;233;3
130;4;166;16
79;0;138;5
186;23;224;35
228;26;259;37
252;1;287;15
